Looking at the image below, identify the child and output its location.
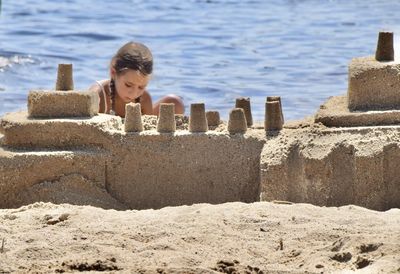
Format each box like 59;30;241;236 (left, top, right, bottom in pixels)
89;42;184;117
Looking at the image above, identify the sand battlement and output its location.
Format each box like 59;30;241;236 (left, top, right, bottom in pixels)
0;106;400;210
0;110;265;209
1;106;399;211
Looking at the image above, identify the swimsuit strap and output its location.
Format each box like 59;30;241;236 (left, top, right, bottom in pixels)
96;80;109;113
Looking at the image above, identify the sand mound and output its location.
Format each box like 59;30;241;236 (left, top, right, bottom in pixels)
0;202;398;273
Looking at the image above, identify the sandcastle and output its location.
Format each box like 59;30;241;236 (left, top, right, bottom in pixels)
0;33;399;211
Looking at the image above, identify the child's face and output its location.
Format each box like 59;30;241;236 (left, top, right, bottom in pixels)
113;69;150;103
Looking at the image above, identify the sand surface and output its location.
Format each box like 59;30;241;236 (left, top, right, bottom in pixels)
0;202;399;273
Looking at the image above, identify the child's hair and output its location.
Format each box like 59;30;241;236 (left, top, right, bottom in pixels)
109;41;153;114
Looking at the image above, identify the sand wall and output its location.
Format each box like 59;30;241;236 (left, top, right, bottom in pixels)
107;133;264;209
260;124;400;210
0;111;399;210
0;112;265;210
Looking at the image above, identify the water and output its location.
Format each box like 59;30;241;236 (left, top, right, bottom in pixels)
0;0;399;121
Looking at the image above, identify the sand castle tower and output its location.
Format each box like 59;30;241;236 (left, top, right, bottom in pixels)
228;108;247;134
125;103;143;132
28;64;99;118
157;103;176;133
55;64;74;91
235;97;253;127
265;96;284;131
206;111;220;127
315;31;400;127
189;103;208;132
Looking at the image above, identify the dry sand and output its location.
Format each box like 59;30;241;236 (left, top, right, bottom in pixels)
0;202;398;273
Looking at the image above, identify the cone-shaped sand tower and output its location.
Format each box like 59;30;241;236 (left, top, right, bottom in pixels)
124;103;143;132
206;111;220;127
375;31;394;61
189;103;208;132
265;97;284;131
235;97;253;127
157;103;176;133
55;64;74;91
228;108;247;134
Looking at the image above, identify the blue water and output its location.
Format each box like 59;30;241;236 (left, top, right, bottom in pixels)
0;0;399;120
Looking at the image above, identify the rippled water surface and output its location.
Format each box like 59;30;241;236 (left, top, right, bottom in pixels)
0;0;400;120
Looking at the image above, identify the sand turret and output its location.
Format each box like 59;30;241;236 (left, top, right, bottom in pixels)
189;103;208;132
55;64;74;91
266;96;284;124
228;108;247;134
235;97;253;127
124;103;143;132
316;31;400;127
265;98;283;131
157;103;176;133
28;64;99;118
348;31;398;111
206;111;220;127
375;31;394;61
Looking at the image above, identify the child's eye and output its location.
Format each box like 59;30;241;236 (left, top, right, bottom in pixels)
139;86;144;90
125;83;132;88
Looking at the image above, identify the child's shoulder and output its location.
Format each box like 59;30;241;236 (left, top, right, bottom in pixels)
89;79;109;94
89;80;111;114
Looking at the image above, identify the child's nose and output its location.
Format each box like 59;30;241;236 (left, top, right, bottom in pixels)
128;87;138;94
127;87;139;99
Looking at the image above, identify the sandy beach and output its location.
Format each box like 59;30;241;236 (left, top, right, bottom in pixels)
0;201;398;273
